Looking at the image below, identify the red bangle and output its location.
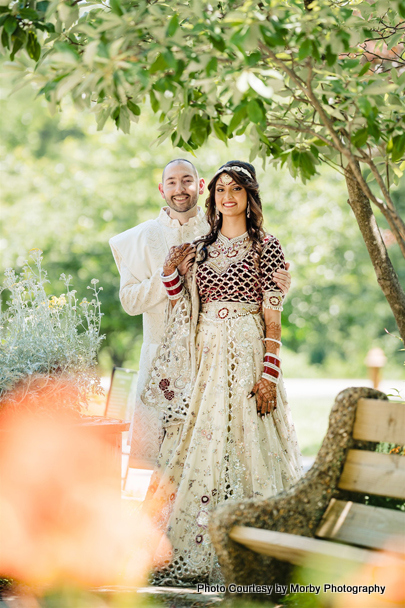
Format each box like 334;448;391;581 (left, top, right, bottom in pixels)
263;366;280;379
166;284;183;296
162;276;181;288
264;355;281;368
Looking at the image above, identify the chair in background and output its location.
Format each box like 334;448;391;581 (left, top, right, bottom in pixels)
104;366;137;420
104;367;138;487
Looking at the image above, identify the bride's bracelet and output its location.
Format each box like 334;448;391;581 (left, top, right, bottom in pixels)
262;352;281;385
161;268;184;300
263;338;282;346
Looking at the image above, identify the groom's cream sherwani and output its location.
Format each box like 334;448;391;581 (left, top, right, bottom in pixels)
109;206;209;465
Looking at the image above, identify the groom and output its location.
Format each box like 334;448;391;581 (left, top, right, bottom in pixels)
109;158;292;464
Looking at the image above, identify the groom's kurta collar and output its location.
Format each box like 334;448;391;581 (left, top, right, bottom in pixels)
158;206;205;229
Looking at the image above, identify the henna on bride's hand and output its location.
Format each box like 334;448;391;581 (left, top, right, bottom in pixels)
177;249;196;276
163;243;195;276
264;321;282;355
265;321;282;339
250;378;277;416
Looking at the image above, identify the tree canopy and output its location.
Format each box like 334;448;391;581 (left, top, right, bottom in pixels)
1;0;404;341
1;1;404;244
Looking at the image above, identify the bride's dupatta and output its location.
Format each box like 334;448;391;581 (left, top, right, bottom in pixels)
137;246;202;465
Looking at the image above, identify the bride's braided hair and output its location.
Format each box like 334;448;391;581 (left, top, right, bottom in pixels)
194;160;265;266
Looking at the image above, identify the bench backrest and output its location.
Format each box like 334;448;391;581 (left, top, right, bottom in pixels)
315;398;405;553
104;366;137;420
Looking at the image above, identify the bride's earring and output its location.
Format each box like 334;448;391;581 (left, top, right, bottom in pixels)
216;208;220;219
246;200;251;218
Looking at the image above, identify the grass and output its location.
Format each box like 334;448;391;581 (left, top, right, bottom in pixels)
288;397;332;457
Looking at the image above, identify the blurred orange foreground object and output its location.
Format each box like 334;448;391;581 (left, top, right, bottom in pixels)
331;548;405;608
0;383;171;590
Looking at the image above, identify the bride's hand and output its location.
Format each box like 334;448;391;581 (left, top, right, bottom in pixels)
177;247;196;276
249;378;277;416
163;243;195;276
272;262;291;295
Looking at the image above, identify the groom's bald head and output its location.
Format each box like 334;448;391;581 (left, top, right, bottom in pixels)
162;159;198;182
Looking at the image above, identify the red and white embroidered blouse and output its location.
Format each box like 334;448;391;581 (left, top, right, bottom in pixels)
196;231;286;310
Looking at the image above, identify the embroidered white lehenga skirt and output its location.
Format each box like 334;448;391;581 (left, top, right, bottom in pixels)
142;300;303;586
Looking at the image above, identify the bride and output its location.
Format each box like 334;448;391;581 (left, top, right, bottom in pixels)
141;160;303;586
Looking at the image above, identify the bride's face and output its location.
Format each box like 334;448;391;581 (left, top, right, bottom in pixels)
214;174;248;218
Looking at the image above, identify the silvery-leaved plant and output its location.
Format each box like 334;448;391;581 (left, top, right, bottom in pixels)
0;249;105;412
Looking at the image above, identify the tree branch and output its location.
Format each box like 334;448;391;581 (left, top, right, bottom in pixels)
266;121;334;147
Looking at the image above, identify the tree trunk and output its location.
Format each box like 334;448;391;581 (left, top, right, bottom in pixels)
345;163;405;344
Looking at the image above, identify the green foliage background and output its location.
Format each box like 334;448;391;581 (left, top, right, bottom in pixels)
0;78;403;378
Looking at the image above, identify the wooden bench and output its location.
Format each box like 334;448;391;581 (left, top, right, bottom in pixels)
209;386;405;598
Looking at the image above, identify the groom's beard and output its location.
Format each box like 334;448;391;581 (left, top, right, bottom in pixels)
165;192;198;213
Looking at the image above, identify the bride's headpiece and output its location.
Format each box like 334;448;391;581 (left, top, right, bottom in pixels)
214;165;253;182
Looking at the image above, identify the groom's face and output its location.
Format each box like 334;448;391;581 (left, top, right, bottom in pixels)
159;162;204;213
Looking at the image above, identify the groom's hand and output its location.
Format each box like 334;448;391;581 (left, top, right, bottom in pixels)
272;261;291;295
163;243;195;276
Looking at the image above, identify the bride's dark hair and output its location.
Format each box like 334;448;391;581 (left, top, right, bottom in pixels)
194;160;265;264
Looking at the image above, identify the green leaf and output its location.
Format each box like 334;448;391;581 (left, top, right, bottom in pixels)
246;51;261;67
36;1;49;14
167;14;179;37
228;105;247;133
26;31;41;62
351;127;368;148
35;22;55;33
95;107;111;131
247;99;265;124
213;120;228;143
149;90;159;113
149;53;168;74
390;134;405;163
118;105;130;134
0;14;8;27
358;62;371;78
362;81;396;95
163;49;176;69
311;40;320;63
111;106;120;126
259;25;284;48
4;16;17;36
312;138;328;147
10;36;24;61
206;56;217;76
358;97;372;117
291;150;317;180
18;8;39;20
110;0;123;16
342;58;359;69
190;114;210;147
127;100;141;116
1;26;8;49
398;0;405;19
325;45;337;67
208;34;225;53
298;39;312;61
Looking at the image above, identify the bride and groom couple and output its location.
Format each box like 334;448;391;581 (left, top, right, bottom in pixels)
110;158;303;586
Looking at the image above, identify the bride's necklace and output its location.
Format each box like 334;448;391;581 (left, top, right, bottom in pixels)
216;231;249;258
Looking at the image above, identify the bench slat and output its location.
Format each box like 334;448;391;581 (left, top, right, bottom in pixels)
316;499;405;552
229;526;375;568
339;450;405;499
353;399;405;444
